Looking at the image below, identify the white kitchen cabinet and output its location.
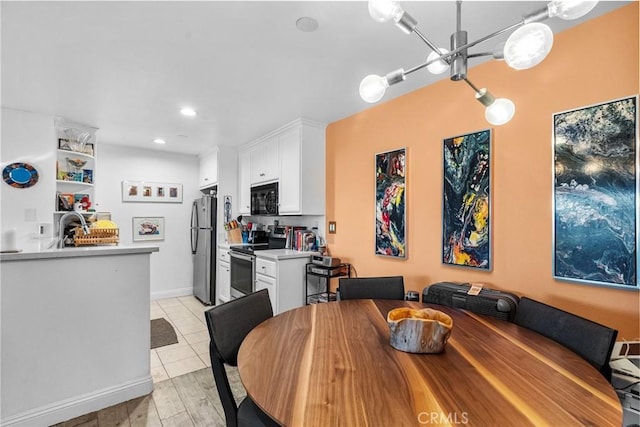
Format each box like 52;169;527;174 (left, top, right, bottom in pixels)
199;150;219;189
278;119;326;215
249;136;279;185
238;150;251;215
255;271;277;310
217;247;230;303
255;255;310;314
238;118;326;216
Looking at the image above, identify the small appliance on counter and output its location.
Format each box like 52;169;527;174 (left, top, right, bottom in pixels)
0;228;18;253
311;255;341;267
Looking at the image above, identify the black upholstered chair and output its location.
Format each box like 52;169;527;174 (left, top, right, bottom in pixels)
204;289;279;427
514;297;618;381
338;276;405;300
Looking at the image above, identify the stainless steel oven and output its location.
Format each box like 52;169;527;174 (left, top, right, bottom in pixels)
229;233;287;299
230;250;255;299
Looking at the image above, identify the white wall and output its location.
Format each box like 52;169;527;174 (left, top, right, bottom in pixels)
0;108;56;241
96;144;200;299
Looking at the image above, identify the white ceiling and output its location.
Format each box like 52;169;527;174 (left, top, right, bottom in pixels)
1;1;629;156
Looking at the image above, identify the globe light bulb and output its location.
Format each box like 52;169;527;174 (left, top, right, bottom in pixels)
504;23;553;70
485;98;515;126
368;0;403;23
426;48;450;75
359;74;389;103
547;0;599;20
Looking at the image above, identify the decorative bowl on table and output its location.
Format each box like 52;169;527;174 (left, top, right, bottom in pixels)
387;307;453;354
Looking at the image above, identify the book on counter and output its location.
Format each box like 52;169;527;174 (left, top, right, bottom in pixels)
287;228;319;252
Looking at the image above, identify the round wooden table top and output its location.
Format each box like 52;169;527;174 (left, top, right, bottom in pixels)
237;300;622;426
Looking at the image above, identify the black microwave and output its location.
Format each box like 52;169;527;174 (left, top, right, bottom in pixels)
251;182;278;216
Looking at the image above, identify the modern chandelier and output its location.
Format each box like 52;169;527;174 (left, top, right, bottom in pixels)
359;0;599;125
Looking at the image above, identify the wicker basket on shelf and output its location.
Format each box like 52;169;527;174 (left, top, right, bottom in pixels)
73;227;119;246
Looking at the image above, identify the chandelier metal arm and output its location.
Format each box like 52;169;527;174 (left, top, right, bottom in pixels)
407;0;549;75
413;27;443;57
406;18;524;74
463;78;481;94
448;21;524;60
467;52;494;59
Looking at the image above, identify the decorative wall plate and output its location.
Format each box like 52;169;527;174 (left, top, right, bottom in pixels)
3;162;39;188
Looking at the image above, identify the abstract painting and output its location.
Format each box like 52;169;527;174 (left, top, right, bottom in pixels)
553;96;638;289
442;129;491;270
375;148;406;258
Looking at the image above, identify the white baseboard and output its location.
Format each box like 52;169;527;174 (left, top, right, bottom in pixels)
151;286;193;300
1;376;153;427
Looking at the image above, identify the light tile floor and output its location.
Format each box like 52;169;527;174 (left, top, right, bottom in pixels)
150;296;213;383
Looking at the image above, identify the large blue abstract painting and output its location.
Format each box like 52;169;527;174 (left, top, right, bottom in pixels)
375;148;406;258
553;96;638;289
442;129;491;270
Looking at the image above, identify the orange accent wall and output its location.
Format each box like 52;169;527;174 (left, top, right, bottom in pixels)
326;4;640;339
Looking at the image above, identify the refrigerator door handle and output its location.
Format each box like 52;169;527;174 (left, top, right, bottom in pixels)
191;201;198;254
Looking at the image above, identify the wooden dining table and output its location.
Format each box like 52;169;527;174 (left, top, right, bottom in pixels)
237;299;622;426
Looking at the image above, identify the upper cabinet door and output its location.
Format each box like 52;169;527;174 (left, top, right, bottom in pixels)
250;136;279;185
199;150;218;189
239;118;325;216
278;127;301;214
238;149;251;215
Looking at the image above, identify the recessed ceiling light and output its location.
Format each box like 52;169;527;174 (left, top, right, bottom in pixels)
296;17;318;32
153;138;167;144
180;107;197;117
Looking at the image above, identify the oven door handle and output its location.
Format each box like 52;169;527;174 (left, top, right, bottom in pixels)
230;251;255;263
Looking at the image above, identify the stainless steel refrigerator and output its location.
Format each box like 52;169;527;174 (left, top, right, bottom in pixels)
191;192;217;305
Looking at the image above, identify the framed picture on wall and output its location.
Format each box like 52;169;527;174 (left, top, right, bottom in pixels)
122;181;183;203
442;129;492;270
132;217;165;241
553;96;638;290
375;148;406;258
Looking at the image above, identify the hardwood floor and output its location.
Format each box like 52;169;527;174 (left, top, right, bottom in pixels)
52;366;245;427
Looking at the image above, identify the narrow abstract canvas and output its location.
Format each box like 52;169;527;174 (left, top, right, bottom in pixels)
375;148;406;258
442;130;491;270
553;96;638;289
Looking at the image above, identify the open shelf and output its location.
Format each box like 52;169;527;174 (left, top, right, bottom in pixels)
56;180;94;187
57;148;94;160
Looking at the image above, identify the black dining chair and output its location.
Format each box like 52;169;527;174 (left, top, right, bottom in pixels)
338;276;405;300
204;289;279;427
514;297;618;381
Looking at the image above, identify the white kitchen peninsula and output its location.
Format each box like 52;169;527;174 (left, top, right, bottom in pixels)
1;244;159;427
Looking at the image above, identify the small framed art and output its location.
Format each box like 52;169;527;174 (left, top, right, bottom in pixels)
122;181;182;203
132;217;165;241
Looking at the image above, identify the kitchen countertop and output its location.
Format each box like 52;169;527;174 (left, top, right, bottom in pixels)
0;239;159;261
255;249;318;261
217;242;318;260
